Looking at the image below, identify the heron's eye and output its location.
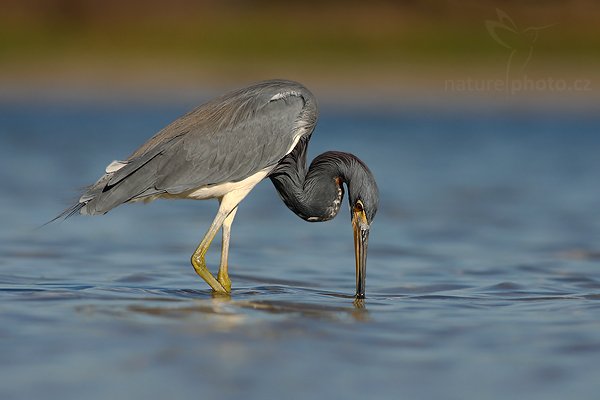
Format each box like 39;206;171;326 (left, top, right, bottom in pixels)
355;200;364;212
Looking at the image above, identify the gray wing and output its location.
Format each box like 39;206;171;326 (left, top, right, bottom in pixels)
154;91;308;194
77;80;318;215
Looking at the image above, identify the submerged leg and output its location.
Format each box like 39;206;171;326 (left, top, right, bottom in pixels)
217;206;238;292
191;209;230;294
190;187;252;294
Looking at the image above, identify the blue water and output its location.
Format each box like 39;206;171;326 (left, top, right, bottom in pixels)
1;100;600;400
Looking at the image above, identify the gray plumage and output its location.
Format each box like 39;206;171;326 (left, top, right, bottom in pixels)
57;79;379;298
75;79;318;216
270;137;379;223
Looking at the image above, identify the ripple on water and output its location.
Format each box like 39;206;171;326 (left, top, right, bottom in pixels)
3;106;600;400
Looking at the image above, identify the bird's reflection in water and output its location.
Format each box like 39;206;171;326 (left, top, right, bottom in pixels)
125;290;370;326
235;299;369;322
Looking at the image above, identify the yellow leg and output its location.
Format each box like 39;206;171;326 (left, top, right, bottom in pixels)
217;206;238;292
191;210;229;294
190;187;252;294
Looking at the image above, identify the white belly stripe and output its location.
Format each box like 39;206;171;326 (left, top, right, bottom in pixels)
181;167;273;200
130;132;305;204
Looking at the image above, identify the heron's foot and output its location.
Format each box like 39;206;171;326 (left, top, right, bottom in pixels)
217;269;232;293
191;253;228;294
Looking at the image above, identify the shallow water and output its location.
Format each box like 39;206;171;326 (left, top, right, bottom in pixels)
1;101;600;399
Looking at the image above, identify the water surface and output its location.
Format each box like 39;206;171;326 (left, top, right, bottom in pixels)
1;101;600;399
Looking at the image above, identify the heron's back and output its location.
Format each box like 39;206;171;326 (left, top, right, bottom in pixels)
73;80;318;216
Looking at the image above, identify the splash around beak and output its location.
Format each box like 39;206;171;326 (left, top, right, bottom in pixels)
352;209;370;299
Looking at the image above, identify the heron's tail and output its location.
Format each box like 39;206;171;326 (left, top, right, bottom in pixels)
46;174;115;225
49;134;183;224
42;202;86;227
77;165;166;216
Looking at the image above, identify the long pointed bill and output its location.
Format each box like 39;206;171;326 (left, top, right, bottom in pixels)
353;209;370;299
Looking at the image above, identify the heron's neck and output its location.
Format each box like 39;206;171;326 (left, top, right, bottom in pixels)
269;137;352;222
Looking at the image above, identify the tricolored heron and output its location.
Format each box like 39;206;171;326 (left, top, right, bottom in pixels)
61;80;379;299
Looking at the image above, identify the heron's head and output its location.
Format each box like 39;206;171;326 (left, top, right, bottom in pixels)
345;157;379;300
274;149;379;299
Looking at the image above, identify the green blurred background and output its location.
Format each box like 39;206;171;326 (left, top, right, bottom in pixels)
1;0;598;106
